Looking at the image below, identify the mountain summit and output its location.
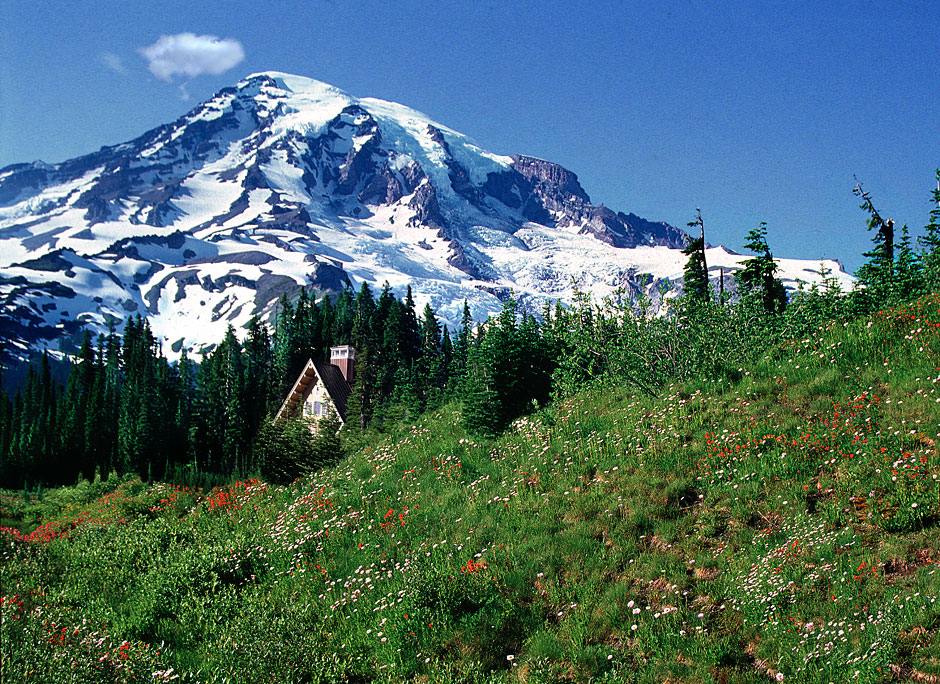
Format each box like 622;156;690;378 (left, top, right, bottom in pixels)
0;72;850;359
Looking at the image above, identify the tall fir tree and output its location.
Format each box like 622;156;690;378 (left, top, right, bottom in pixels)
853;178;895;301
919;169;940;291
380;297;406;399
332;283;356;345
893;224;925;301
440;327;454;390
220;326;248;475
460;339;501;438
402;286;421;364
352;282;377;351
419;302;444;403
272;293;296;397
60;332;96;481
244;317;274;429
0;380;11;485
734;222;787;314
452;300;473;381
681;209;710;306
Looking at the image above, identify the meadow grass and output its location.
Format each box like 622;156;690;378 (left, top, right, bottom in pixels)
2;295;940;683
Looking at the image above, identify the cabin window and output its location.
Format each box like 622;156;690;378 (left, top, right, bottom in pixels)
303;400;325;417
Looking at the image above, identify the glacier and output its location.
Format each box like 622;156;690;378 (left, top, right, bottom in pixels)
0;72;853;362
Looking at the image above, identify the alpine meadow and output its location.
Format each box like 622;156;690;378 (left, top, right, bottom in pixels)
2;170;940;683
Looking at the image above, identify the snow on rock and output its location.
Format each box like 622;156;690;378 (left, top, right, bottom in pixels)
0;71;854;362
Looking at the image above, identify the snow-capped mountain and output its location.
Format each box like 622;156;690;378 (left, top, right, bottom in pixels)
0;71;852;361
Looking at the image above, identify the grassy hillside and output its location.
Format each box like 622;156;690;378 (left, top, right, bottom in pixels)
3;296;940;683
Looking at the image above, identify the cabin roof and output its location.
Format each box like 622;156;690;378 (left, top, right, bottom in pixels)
275;358;351;423
312;358;350;421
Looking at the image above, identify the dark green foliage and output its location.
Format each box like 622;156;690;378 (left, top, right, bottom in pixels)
849;176;939;313
255;416;314;484
681;208;710;306
244;317;275;428
734;222;787;314
919;169;940;290
347;347;376;430
310;411;343;470
460;300;554;436
893;224;926;302
0;280;466;486
460;346;501;438
853;178;896;302
255;410;344;484
420;302;445;403
452;300;473;382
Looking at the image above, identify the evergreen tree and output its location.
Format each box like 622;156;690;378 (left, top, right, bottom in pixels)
4;390;27;487
734;222;787;314
255;416;315;485
117;316;163;479
343;372;366;436
0;382;11;485
345;347;376;430
60;332;96;481
175;348;197;469
459;298;552;434
440;327;454;389
893;224;925;301
370;284;395;401
319;294;336;351
352;281;376;350
460;339;501;438
402;286;421;364
7;353;62;486
419;302;444;402
380;297;406;399
38;352;60;482
681;209;710;305
220;326;248;475
332;284;355;344
919;169;940;291
310;410;343;470
244;317;274;431
518;311;553;407
853;178;895;301
100;324;122;476
191;339;226;473
84;338;105;478
272;293;296;396
452;300;473;380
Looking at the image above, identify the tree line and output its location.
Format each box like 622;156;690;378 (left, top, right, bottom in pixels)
2;169;938;488
0;279;555;487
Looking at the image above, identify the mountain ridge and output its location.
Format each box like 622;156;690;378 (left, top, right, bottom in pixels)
0;71;852;361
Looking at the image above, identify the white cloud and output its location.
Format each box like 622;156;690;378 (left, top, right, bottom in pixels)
138;33;245;82
99;51;128;75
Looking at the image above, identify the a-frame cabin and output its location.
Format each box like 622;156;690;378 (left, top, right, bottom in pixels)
275;346;354;427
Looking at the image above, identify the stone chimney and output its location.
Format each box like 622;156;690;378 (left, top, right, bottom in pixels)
330;345;355;383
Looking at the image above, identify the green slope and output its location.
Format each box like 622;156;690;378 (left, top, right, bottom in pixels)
2;296;940;684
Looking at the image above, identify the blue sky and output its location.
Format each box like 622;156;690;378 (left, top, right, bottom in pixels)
0;0;937;272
